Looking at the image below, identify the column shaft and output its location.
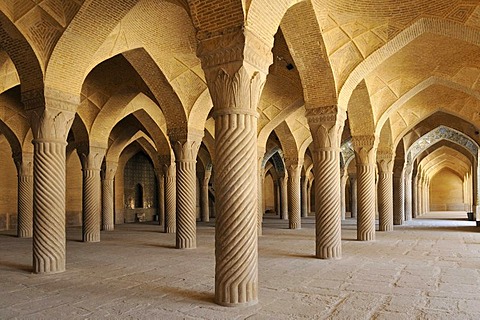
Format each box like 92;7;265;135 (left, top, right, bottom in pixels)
158;173;165;226
102;179;114;231
214;112;258;306
357;164;377;240
393;176;405;225
176;160;197;248
378;172;394;231
350;176;358;219
82;168;101;242
340;174;347;220
164;164;176;233
15;154;34;238
301;176;308;218
287;165;302;229
33;140;67;273
280;175;288;220
313;150;342;258
201;171;211;222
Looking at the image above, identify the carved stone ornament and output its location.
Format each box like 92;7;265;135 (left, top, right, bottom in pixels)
352;135;379;165
210;66;266;114
29;107;75;141
306;106;346;150
377;149;395;172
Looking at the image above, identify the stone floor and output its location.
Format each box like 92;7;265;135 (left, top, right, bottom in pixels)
1;211;480;319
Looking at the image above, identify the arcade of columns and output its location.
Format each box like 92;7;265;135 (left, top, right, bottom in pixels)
1;0;480;308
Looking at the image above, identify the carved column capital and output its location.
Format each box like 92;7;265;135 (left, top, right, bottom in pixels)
14;152;34;176
306;106;346;150
104;161;118;180
352;135;379;165
197;28;272;76
29;107;75;142
377;149;395;173
79;146;106;171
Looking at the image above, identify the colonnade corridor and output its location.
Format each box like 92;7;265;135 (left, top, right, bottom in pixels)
1;214;479;319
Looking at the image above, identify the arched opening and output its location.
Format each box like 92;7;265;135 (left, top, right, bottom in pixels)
430;168;464;212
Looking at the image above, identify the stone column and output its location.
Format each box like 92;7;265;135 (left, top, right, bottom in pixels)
157;170;165;226
352;135;378;241
257;150;265;236
307;106;346;259
393;167;405;225
349;174;358;219
412;173;418;218
377;151;394;232
340;168;348;220
172;136;201;249
274;179;280;215
79;146;105;242
404;168;413;221
287;160;303;229
101;161;117;231
280;173;288;220
307;178;312;215
14;153;34;238
29;104;75;274
301;175;308;218
198;19;275;303
164;162;176;233
201;169;212;222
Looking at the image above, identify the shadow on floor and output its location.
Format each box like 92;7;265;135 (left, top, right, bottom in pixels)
161;286;215;304
0;260;32;273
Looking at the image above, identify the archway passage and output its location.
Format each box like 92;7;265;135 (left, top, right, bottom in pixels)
430;168;464;212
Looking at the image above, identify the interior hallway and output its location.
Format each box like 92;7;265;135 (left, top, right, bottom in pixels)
1;212;479;319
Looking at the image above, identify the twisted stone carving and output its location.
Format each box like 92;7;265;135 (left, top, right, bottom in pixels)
205;65;266;307
33;140;68;273
80;147;105;242
30;106;75;274
201;170;211;222
301;176;308;218
287;163;302;229
353;135;378;241
378;172;393;231
349;174;357;218
357;164;377;240
214;111;258;306
306;106;345;259
393;175;405;225
173;139;200;249
164;163;176;233
340;171;348;220
257;151;265;236
14;153;34;238
405;175;413;221
378;152;394;232
101;161;117;231
280;174;288;220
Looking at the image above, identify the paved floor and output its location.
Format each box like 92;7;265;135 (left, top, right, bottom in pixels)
1;211;479;319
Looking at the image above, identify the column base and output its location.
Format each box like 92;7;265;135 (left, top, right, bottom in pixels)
357;234;375;241
18;231;33;238
379;225;394;232
176;239;196;249
215;299;258;308
83;234;100;242
102;225;114;231
316;247;342;260
165;227;176;233
289;222;301;229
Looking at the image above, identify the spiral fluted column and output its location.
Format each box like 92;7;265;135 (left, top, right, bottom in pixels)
29;106;75;274
340;171;347;220
393;174;405;225
353;135;378;241
14;153;34;238
349;174;357;219
164;163;176;233
301;176;308;218
280;174;288;220
307;180;312;215
257;159;265;236
101;161;117;231
79;147;105;242
201;169;211;222
274;180;281;215
378;152;394;232
307;106;345;259
287;162;302;229
405;171;413;221
157;170;165;226
172;137;201;249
